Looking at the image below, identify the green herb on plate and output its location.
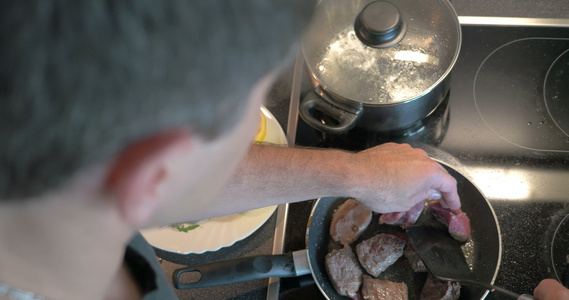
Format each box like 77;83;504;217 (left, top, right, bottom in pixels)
172;223;199;232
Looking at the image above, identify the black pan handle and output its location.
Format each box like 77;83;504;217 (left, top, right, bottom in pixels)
172;250;310;289
299;90;362;134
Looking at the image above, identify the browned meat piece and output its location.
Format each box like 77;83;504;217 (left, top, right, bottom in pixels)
403;243;427;272
325;244;363;298
428;201;471;242
330;198;373;244
356;233;405;277
379;200;425;229
361;275;408;300
420;274;461;300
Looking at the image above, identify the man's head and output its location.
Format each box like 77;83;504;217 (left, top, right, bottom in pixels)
0;1;314;201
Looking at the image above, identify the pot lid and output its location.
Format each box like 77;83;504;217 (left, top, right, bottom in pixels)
302;0;461;104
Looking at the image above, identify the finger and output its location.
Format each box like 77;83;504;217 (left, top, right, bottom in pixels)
426;189;442;201
432;174;460;210
435;162;448;173
413;146;428;155
425;188;450;209
534;279;569;300
440;190;460;210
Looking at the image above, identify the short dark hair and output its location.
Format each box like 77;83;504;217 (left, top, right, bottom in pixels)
0;1;314;200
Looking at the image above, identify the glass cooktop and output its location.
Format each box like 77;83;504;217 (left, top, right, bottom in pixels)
277;20;569;300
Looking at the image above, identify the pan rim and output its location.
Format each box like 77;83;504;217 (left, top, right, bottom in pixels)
306;160;502;299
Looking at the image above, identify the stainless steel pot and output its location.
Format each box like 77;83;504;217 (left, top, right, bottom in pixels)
299;0;461;134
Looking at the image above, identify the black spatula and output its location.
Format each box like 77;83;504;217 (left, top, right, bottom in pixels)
406;226;534;300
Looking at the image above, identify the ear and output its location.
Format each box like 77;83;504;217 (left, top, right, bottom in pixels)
104;128;192;227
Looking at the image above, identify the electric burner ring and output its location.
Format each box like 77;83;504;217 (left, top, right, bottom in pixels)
544;49;569;138
551;212;569;287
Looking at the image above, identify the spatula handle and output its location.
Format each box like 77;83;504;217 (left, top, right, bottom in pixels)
491;285;534;300
461;280;534;300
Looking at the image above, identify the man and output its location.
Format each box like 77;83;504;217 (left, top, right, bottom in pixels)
0;1;462;299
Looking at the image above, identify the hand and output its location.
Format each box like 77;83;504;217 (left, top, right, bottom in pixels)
346;143;460;213
534;279;569;300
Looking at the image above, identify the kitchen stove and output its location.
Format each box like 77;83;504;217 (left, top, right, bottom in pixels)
277;19;569;299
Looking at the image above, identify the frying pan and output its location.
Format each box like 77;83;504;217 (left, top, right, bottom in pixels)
173;163;501;299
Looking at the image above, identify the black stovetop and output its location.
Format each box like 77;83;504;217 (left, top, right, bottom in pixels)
279;23;569;299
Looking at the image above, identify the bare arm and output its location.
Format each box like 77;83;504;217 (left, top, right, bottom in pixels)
203;142;459;218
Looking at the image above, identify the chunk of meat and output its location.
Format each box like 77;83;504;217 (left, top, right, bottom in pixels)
379;200;425;229
403;243;427;272
428;201;471;242
361;275;408;300
420;274;461;300
330;199;373;244
356;233;406;277
325;244;363;298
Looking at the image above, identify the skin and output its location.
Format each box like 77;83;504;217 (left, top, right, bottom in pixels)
216;142;460;217
534;279;569;300
0;70;461;300
0;73;273;300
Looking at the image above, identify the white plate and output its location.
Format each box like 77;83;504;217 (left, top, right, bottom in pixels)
141;106;287;254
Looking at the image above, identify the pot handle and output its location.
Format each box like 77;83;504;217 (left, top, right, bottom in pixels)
299;90;361;134
172;250;310;289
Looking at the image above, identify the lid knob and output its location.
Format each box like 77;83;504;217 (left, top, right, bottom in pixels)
354;1;407;48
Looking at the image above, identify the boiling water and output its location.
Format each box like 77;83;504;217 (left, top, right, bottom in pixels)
314;26;446;103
